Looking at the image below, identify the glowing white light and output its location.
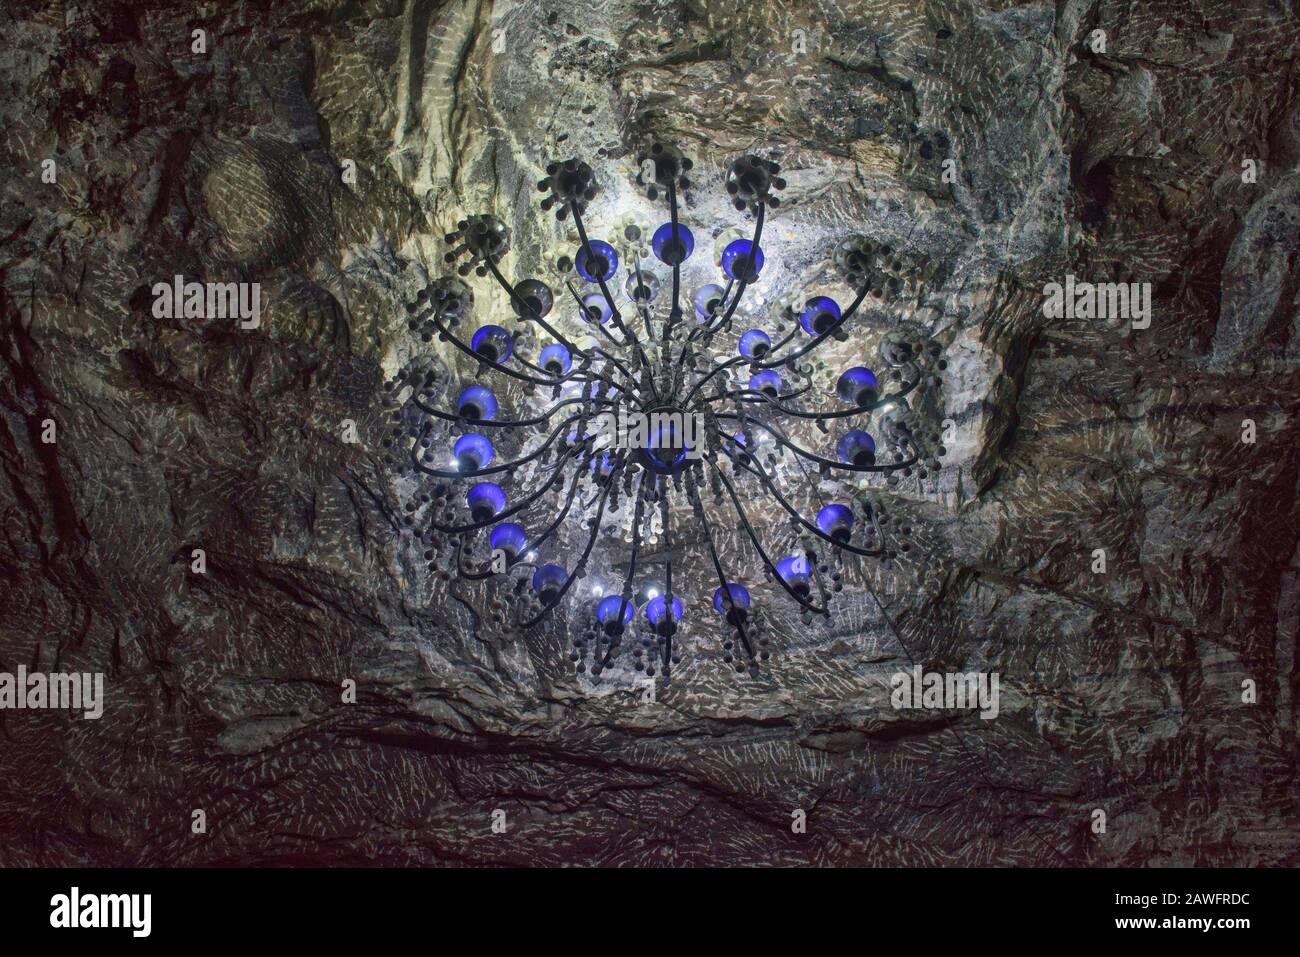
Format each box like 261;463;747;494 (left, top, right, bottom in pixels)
526;551;537;561
646;587;659;599
881;403;896;413
592;584;604;597
449;457;459;468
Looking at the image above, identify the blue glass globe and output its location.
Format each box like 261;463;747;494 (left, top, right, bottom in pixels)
749;369;781;398
776;555;812;596
596;594;635;627
738;328;771;359
645;594;684;628
489;522;526;559
454;433;495;471
836;430;876;467
693;283;726;321
652;222;694;265
581;292;612;325
471;324;513;363
539;343;571;375
532;563;568;606
466;482;507;522
456;385;498;422
575;240;618;282
798;296;842;335
721;239;764;281
712;583;751;618
816;504;855;542
645;421;691;473
836;367;878;406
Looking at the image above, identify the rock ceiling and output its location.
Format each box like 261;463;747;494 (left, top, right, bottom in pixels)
0;0;1296;865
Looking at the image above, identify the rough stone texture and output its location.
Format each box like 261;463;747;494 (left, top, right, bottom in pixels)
0;0;1296;866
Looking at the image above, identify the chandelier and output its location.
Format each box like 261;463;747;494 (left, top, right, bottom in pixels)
385;144;948;682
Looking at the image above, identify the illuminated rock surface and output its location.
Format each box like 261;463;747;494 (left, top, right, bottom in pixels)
0;1;1295;865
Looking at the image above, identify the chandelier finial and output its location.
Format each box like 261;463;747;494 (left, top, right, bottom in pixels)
726;154;786;213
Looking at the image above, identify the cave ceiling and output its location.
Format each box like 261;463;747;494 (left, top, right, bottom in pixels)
0;0;1297;866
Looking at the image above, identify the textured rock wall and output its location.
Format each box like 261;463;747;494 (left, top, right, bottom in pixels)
0;0;1296;865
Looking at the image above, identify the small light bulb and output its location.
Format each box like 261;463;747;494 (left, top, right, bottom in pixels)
526;551;537;561
646;588;659;599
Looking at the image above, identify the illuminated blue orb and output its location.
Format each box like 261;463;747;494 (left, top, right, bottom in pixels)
471;324;513;363
581;292;612;325
836;430;876;467
749;369;781;398
645;594;684;629
652;222;694;265
596;595;635;627
738;328;771;359
775;555;812;597
693;283;726;321
456;385;498;422
540;343;571;375
816;504;854;542
798;296;842;336
532;563;568;606
575;240;618;282
836;367;878;406
721;239;764;281
489;522;526;559
712;583;751;618
466;482;506;522
454;433;495;471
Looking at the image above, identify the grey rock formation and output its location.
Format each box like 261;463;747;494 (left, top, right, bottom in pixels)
0;0;1295;866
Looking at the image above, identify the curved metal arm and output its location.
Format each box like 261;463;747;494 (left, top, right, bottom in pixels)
561;248;660;403
666;180;684;326
483;254;586;358
565;279;630;350
701;384;814;406
600;478;645;670
698;204;765;340
410;411;587;479
713;413;920;474
521;455;605;556
420;307;584;388
681;354;748;407
453;450;600;580
713;434;886;557
429;444;586;534
518;460;623;628
686;479;755;656
710;376;920;419
753;281;872;371
570;203;622;324
453;532;505;581
705;457;827;614
669;205;766;396
413;394;610;429
453;552;494;581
